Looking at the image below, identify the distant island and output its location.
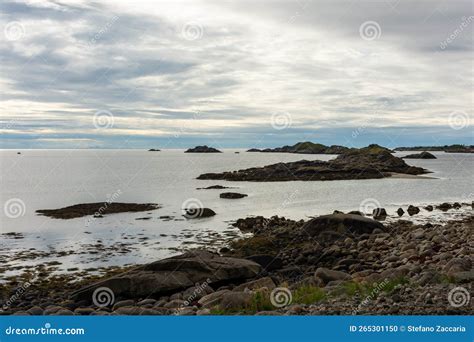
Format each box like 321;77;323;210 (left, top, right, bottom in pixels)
403;151;437;159
394;144;473;153
247;141;352;154
148;148;160;152
185;145;222;153
199;144;428;181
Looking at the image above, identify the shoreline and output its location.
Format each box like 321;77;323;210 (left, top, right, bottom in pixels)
1;202;472;316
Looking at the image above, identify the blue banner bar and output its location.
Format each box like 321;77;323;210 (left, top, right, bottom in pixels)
1;316;472;342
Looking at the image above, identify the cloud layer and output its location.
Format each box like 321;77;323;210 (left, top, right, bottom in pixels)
1;0;472;148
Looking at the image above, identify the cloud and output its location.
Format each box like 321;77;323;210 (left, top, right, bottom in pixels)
0;0;472;148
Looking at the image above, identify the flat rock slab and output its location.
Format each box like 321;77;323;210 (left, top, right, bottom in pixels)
36;202;160;219
70;251;261;301
219;192;248;199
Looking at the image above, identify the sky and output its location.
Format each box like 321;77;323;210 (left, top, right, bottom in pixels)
0;0;472;149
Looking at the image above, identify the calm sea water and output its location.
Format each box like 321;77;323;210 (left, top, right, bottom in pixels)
1;149;472;278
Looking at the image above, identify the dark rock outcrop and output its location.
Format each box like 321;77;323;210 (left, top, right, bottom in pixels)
198;146;427;182
197;185;235;190
403;151;437;159
407;205;420;216
246;142;350;154
70;251;261;301
397;208;405;216
219;192;248;199
36;203;160;219
185;145;222;153
372;208;387;220
148;149;160;152
183;208;216;218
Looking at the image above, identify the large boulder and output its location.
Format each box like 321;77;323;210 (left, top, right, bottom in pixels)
301;213;386;240
70;251;261;302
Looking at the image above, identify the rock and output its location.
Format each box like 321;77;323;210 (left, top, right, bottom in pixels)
314;267;351;285
219;192;248;199
27;306;43;315
148;149;160;152
233;277;276;292
412;228;425;239
197;185;234;190
436;203;452;211
245;255;283;271
74;307;95;315
37;202;160;219
198;290;230;308
185;145;222;153
137;299;156;306
403;152;437;159
113;300;135;310
198;146;428;181
164;299;187;308
114;307;141;315
72;251;261;302
373;208;387;220
424;205;433;211
444;258;472;275
196;308;211;315
407;205;420;216
302;214;386;240
183;208;216;218
397;208;404;216
219;291;253;310
56;309;74;315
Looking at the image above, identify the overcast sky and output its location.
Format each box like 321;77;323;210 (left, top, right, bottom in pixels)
0;0;472;149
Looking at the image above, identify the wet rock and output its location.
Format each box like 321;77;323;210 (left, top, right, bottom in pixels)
373;208;387;220
403;152;437;159
37;203;160;219
219;192;248;199
407;205;420;216
424;205;434;211
397;208;405;216
183;208;216;218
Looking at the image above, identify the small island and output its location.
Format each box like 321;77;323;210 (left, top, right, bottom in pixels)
185;145;222;153
395;144;473;153
403;151;437;159
198;145;428;181
148;149;160;152
247;141;352;154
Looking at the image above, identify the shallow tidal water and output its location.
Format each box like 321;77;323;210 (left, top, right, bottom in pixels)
0;149;472;279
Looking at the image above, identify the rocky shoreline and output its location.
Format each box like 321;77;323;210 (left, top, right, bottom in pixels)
1;202;472;316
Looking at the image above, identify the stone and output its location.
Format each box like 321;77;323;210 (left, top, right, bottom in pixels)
137;299;156;306
219;291;253;309
27;306;43;315
407;205;420;216
373;208;387;220
302;214;386;241
71;251;261;301
233;277;276;292
246;255;283;271
397;208;404;216
112;300;135;310
183;208;216;218
219;192;248;199
314;267;351;284
198;290;230;308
